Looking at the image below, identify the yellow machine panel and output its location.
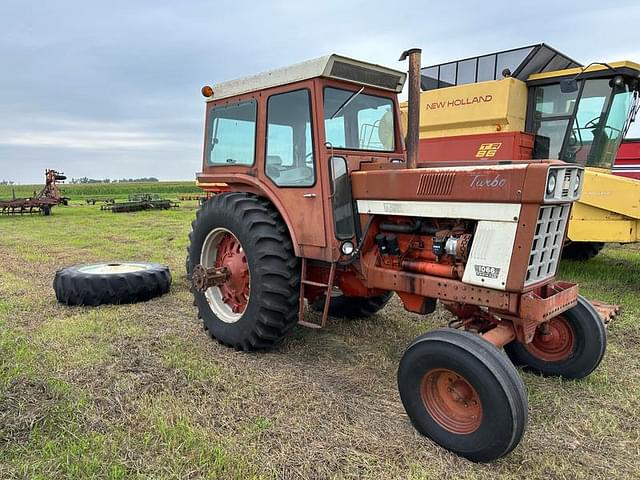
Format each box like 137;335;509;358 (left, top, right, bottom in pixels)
568;169;640;243
401;78;528;139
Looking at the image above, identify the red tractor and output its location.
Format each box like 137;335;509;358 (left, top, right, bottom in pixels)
187;49;606;462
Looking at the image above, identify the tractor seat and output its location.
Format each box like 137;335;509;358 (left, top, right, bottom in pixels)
266;155;283;178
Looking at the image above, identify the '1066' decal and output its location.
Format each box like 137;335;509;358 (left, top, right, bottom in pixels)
475;265;501;279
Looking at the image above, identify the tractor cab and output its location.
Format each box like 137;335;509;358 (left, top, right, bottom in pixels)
197;55;407;259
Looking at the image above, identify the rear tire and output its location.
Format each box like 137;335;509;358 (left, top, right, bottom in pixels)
398;329;527;462
187;193;299;351
310;292;392;318
562;241;604;261
504;295;606;379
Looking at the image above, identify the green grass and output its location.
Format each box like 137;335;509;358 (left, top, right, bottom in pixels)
0;198;639;479
0;180;201;201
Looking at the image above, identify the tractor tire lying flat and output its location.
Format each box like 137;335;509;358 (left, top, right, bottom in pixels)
54;262;171;306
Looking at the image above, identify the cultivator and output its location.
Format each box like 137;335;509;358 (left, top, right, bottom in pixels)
0;169;68;215
101;194;179;213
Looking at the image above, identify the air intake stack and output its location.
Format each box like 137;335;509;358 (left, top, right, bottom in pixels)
399;48;422;170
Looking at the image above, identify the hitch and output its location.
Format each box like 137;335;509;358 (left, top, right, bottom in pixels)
192;264;230;292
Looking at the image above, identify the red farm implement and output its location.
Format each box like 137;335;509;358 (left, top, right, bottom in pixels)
0;169;69;215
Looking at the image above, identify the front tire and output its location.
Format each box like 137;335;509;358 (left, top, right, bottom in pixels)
504;295;606;379
398;329;527;462
187;193;299;351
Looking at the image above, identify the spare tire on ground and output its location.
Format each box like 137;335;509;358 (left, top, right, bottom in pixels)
54;262;171;306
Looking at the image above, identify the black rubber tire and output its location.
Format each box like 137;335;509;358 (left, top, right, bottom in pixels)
398;328;528;463
310;292;393;318
54;262;171;306
562;241;605;261
504;295;606;379
187;193;299;351
42;206;51;216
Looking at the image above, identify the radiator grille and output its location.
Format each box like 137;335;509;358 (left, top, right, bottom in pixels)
525;204;570;286
416;172;455;196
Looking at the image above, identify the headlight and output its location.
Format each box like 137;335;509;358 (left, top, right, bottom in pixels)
574;172;581;194
546;172;557;195
340;241;355;255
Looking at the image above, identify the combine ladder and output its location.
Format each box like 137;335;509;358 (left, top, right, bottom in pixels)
298;258;336;329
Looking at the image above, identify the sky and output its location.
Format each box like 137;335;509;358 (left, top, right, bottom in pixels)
2;0;640;183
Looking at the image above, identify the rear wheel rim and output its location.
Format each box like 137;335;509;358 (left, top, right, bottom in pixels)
526;316;575;362
200;228;250;323
420;368;483;434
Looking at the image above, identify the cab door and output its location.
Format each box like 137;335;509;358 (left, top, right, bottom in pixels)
263;87;327;251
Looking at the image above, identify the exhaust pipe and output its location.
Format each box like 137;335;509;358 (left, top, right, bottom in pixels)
399;48;422;170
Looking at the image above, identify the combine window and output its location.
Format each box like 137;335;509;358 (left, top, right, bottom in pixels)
323;87;395;152
207;100;257;166
265;89;315;187
530;78;636;168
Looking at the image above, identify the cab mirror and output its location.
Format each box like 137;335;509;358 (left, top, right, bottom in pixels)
560;78;579;93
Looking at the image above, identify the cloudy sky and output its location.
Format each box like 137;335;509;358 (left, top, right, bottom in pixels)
2;0;640;183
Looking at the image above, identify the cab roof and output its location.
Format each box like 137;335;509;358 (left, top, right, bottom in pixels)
528;60;640;81
420;43;581;90
206;54;407;101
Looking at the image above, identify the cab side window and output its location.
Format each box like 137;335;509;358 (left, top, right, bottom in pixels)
208;99;257;165
265;90;315;186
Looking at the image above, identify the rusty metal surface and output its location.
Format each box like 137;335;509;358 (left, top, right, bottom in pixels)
519;282;579;322
512;281;578;342
0;169;68;215
399;48;422;170
192;264;230;293
481;322;516;348
365;264;514;312
590;300;620;325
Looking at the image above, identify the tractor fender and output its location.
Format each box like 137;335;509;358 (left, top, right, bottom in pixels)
197;174;302;257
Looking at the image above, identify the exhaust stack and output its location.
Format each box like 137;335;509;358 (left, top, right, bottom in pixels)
399;48;422;170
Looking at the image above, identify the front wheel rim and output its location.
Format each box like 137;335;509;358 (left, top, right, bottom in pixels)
200;228;250;323
420;368;483;434
526;316;575;362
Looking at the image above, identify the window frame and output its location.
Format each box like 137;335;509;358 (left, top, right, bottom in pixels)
264;87;317;188
322;86;396;153
206;98;258;167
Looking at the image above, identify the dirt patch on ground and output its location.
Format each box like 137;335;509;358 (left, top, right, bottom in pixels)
0;377;64;445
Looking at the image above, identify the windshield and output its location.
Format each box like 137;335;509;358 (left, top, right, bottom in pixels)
530;78;637;169
564;79;635;169
323;87;395;151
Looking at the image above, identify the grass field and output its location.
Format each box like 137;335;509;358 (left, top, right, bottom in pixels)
0;181;201;201
0;200;638;479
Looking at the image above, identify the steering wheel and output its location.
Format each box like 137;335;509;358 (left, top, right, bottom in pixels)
304;150;314;166
584;116;602;129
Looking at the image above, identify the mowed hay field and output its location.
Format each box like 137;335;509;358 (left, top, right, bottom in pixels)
0;181;201;201
0;195;639;479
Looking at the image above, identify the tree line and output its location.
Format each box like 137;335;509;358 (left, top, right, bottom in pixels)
69;177;160;184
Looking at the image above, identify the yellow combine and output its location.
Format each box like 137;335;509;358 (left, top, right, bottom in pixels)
402;44;640;259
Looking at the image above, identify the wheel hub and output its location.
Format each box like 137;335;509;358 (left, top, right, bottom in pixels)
526;316;575;361
200;228;251;323
421;368;483;434
215;233;250;314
